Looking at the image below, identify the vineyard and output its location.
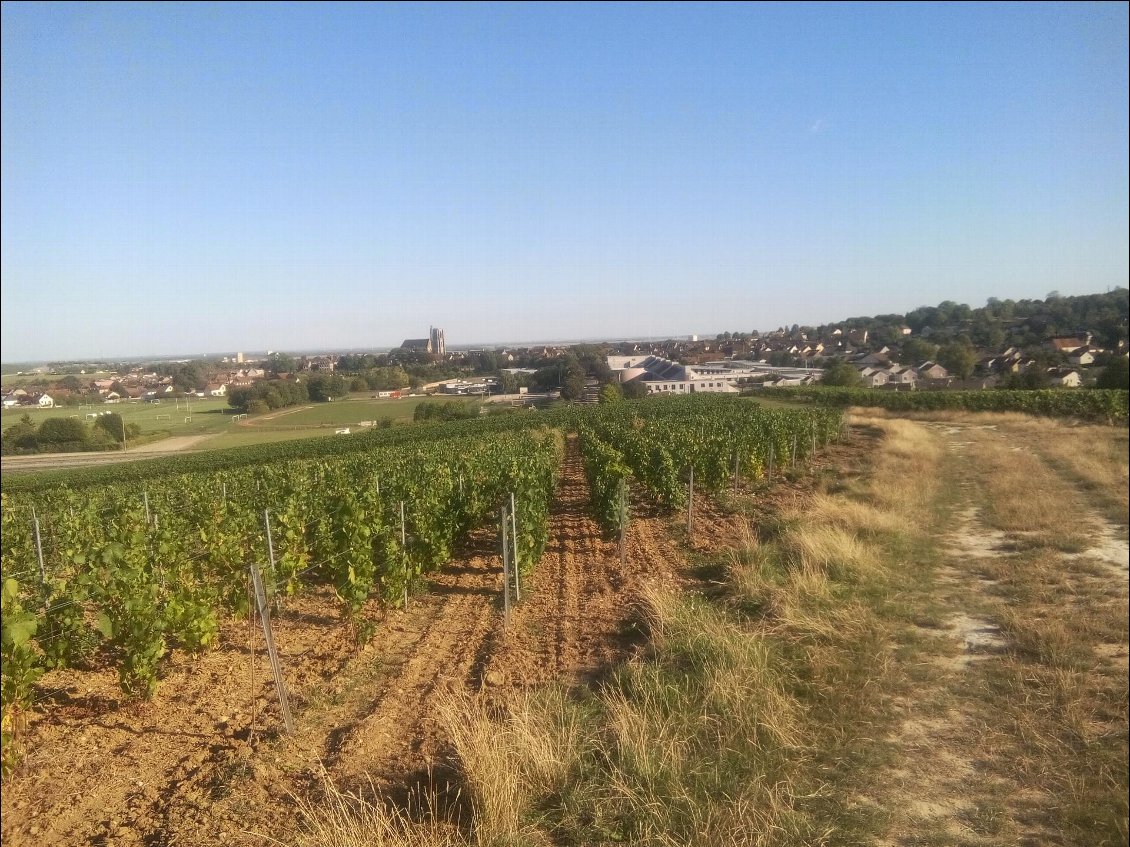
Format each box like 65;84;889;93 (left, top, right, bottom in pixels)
1;396;841;784
758;385;1130;422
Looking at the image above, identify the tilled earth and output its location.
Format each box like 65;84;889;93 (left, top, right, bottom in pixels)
1;434;765;847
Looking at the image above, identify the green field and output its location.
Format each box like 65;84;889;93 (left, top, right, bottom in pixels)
0;370;115;388
1;397;236;440
237;394;481;430
2;394;488;455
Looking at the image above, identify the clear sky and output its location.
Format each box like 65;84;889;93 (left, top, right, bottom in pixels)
2;2;1127;361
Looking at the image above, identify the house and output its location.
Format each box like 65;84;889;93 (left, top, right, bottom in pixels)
26;393;54;408
1049;369;1082;388
916;361;949;380
1048;336;1089;355
1068;350;1095;367
857;368;889;388
885;365;918;386
852;351;890;367
207;383;227;397
1;394;20;409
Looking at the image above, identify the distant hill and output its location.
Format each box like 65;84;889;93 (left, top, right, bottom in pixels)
823;289;1128;350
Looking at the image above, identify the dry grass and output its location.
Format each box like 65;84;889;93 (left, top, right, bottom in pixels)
293;777;467;847
964;438;1095;549
436;687;579;847
853;407;1129;526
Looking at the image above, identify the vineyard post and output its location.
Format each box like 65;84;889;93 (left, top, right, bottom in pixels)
248;560;295;736
618;479;628;568
686;465;694;540
732;451;741;493
375;476;380;497
400;501;408;610
510;492;520;602
31;506;46;586
500;506;511;624
791;433;798;469
143;490;151;527
221;482;227;506
768;445;775;483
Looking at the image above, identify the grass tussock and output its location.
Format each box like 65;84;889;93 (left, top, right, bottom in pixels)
294;778;466;847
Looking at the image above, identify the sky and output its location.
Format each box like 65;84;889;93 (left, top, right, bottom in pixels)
2;2;1127;361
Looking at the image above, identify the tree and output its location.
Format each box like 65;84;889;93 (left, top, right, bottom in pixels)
1002;369;1050;390
1095;357;1129;390
901;338;939;365
306;373;347;402
560;365;588;401
938;341;977;379
93;412;126;445
266;352;297;375
821;362;864;387
622;378;649;399
36;417;90;451
1;415;38;454
599;383;623;403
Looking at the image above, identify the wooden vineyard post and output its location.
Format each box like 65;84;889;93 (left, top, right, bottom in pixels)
686;465;694;542
31;506;46;586
767;445;775;483
510;493;521;602
248;560;294;736
618;479;629;568
500;505;511;625
143;490;151;527
791;433;798;469
400;501;408;610
221;482;227;506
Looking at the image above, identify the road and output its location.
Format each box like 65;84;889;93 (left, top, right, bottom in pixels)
0;435;216;474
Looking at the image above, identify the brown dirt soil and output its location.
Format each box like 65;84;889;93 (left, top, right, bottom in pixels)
0;433;762;847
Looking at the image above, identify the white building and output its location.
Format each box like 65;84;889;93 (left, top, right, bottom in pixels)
606;355;741;394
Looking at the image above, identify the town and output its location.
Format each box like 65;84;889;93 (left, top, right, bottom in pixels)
3;289;1127;416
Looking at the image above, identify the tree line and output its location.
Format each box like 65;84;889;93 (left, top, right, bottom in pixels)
1;413;140;455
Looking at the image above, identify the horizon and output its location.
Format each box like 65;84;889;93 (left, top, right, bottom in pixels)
2;285;1127;367
3;3;1128;361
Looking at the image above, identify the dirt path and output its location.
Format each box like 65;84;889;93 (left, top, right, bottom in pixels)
0;434;749;847
874;418;1129;846
0;436;218;473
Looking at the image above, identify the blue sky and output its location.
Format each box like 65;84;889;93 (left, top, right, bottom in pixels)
2;2;1127;361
